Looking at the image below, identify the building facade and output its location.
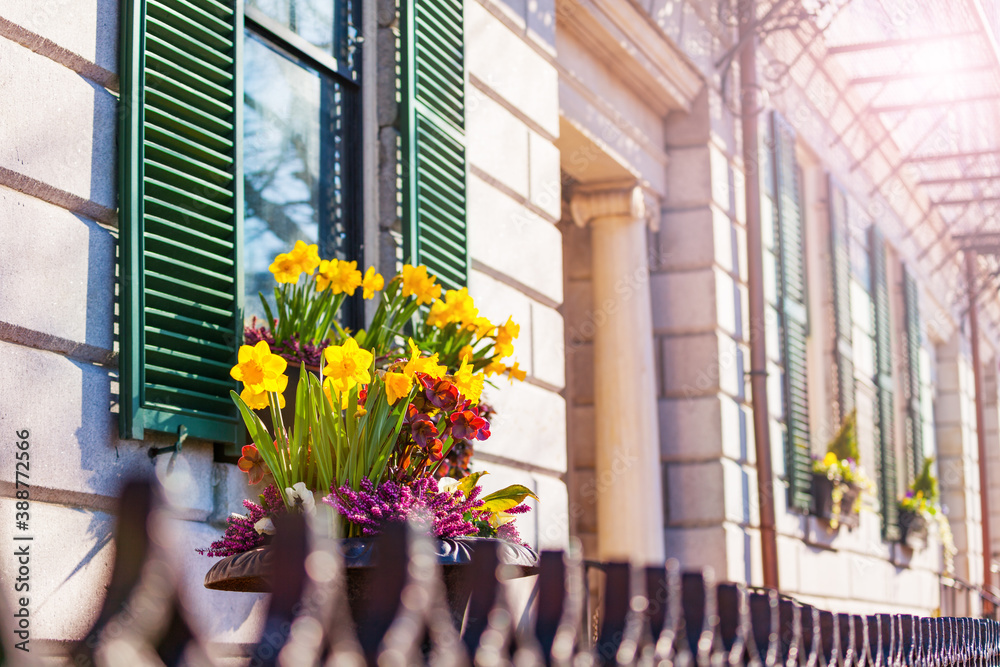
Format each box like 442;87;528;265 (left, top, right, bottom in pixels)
2;0;1000;658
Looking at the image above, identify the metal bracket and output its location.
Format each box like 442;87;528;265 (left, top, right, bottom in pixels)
149;425;187;460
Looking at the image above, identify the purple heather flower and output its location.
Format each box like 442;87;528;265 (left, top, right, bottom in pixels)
198;484;286;558
325;477;487;538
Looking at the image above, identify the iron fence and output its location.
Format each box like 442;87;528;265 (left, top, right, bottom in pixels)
3;480;1000;666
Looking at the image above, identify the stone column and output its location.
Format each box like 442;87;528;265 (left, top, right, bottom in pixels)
570;184;666;563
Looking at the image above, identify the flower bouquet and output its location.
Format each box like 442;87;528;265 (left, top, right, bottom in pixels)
811;411;874;529
200;243;537;584
898;458;956;571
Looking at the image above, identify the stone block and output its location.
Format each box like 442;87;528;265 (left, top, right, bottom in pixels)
661;331;742;400
479;379;567;473
775;535;801;592
468;174;564;303
567;341;594;405
798;543;853;600
847;552;892;604
467;89;529;198
664;87;711;147
0;0;118;75
163;518;268;645
935;425;967;457
0;39;116;211
655;206;715;273
650;269;717;335
570;468;598;534
564;222;592;281
376;26;398;127
662;145;711;209
465;1;559;137
533;473;570;549
469;268;535;372
210;462;257;525
531;302;565;388
664;525;727;575
569;404;596;468
0;341;214;520
665;460;725;525
0;498;114;641
564;279;594;345
528;131;561;220
724;523;762;585
0;185;114;352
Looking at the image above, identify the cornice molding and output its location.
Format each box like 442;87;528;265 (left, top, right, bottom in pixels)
556;0;704;114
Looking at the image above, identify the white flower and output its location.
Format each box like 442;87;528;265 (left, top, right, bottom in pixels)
254;517;276;535
230;513;248;522
438;476;461;495
285;482;316;516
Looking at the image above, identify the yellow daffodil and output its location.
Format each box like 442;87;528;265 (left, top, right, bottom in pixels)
361;267;385;299
426;287;478;328
506;361;526;383
822;452;838;468
493;316;520;359
323;338;374;394
240;375;287;410
467;316;495;340
402;339;447;379
401;264;442;305
316;258;363;295
287;240;321;275
458;345;474;362
484;360;506;377
269;253;302;284
452;359;484;403
230;341;288;393
384;372;412;404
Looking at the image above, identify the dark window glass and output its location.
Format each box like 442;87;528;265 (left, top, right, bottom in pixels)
243;2;361;324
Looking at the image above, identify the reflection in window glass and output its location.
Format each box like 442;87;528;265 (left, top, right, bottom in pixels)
243;32;326;320
246;0;337;56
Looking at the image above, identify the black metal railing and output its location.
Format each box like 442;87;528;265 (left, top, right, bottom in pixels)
4;480;1000;666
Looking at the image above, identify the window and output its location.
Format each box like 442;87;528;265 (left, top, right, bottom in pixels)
118;0;468;446
242;1;362;323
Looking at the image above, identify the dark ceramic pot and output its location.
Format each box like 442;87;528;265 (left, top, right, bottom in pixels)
899;509;929;549
811;474;860;529
204;536;538;626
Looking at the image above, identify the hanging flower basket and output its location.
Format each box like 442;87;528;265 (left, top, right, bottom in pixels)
898;508;929;550
810;473;860;529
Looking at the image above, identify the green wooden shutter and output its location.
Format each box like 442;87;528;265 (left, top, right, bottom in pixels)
828;176;856;424
903;267;923;483
869;226;899;540
771;112;812;512
400;0;468;291
119;0;244;443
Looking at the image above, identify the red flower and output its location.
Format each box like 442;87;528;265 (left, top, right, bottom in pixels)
359;385;368;405
237;445;267;485
410;414;439;450
425;378;460;411
449;409;490;441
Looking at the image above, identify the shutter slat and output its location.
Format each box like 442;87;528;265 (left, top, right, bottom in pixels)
903;268;923;483
402;0;468;292
119;0;241;443
771;112;812;512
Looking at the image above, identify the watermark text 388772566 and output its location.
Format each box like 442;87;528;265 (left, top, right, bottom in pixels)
12;428;31;653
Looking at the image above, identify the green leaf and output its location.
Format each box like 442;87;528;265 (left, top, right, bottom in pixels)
457;471;487;498
479;484;538;513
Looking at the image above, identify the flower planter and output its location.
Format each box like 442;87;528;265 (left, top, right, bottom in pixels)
810;473;860;529
898;509;929;550
204;536;537;627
